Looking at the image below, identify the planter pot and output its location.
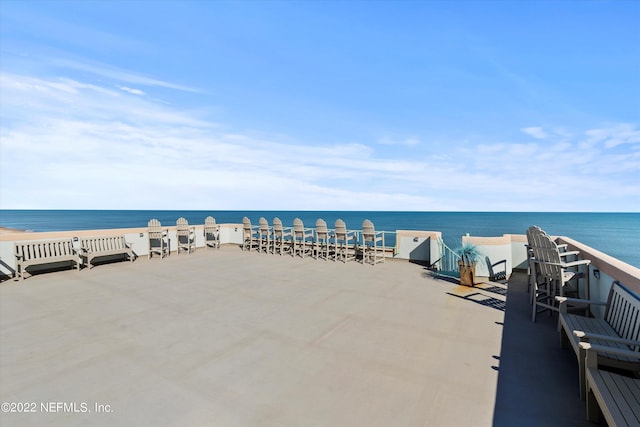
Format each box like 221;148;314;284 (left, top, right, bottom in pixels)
459;261;476;286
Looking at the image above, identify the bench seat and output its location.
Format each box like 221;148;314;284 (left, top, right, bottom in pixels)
582;343;640;426
558;281;640;399
15;239;81;280
79;236;134;269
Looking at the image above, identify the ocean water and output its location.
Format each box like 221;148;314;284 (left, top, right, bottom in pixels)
1;210;638;268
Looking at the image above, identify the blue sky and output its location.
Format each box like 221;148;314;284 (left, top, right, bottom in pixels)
1;0;638;211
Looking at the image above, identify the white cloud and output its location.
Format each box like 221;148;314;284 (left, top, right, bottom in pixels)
584;123;640;148
378;136;421;146
1;72;638;212
521;126;548;139
119;86;145;96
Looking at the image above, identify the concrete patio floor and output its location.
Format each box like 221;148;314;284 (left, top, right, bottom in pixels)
1;246;592;426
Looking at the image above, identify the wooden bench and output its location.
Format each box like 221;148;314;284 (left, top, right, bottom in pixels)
557;281;640;399
79;236;134;269
15;239;81;280
581;342;640;426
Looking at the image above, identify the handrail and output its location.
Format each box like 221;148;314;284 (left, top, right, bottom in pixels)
433;237;460;278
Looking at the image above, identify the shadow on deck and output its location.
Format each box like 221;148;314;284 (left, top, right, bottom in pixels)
493;272;592;426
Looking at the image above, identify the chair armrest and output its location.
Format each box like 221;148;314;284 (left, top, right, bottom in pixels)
574;331;640;347
559;250;580;258
579;342;640;360
562;259;591;268
556;296;607;306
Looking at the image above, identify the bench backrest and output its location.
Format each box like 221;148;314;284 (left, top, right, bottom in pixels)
81;236;127;252
16;239;76;260
605;281;640;350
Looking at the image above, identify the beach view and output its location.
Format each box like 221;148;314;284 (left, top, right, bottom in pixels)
1;1;639;426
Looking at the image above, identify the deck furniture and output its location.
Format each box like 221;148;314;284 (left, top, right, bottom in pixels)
361;219;385;265
204;216;220;250
526;225;580;304
531;231;590;322
558;281;640;399
334;219;356;263
292;218;313;258
526;225;581;306
176;217;196;255
272;217;291;255
148;219;169;259
258;217;271;254
314;218;331;260
242;217;259;252
15;239;82;280
580;342;640;426
79;236;134;269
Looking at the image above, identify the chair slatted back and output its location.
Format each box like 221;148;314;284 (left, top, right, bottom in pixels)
259;217;269;234
362;219;381;244
315;219;328;238
605;281;640;350
334;219;348;240
148;219;164;239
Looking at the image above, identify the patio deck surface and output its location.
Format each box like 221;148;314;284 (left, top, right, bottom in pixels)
1;246;592;426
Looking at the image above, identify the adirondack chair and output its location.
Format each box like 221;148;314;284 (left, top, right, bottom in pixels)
527;225;580;304
272;217;291;255
242;217;259;252
148;219;169;259
176;217;196;254
292;218;313;258
258;217;271;254
361;219;385;265
204;216;220;250
531;232;591;322
314;218;330;260
334;219;356;263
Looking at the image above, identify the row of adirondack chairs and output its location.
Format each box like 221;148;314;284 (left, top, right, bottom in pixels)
242;217;385;265
147;217;220;259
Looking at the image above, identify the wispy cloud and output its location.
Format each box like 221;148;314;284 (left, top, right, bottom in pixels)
119;86;145;96
1;72;638;211
378;136;421;146
50;58;201;93
521;126;548;139
584;123;640;148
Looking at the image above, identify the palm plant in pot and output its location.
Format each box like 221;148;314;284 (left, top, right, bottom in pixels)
455;243;481;286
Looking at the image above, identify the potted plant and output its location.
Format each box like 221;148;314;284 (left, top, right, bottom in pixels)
455;243;481;286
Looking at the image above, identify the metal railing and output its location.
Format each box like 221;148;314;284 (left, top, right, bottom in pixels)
432;237;461;278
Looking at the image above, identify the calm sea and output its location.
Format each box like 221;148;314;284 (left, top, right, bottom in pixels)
1;210;638;268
